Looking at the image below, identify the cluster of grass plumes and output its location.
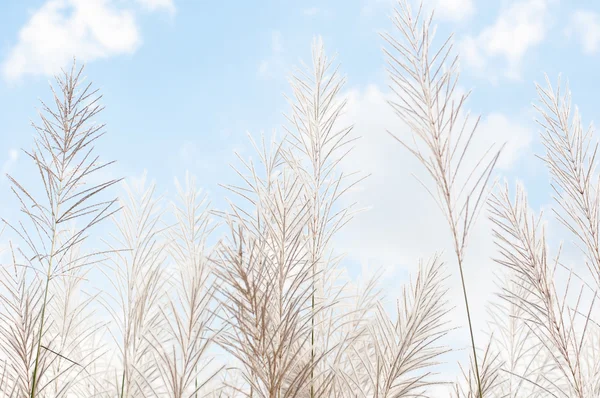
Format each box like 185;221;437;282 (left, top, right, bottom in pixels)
383;1;600;397
0;38;450;398
2;0;600;397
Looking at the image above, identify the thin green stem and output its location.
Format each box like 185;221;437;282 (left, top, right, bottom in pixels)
456;253;483;398
30;230;58;398
120;369;126;398
421;61;484;398
311;268;315;398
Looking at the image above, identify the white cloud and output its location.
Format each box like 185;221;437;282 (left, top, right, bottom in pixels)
3;0;140;81
271;30;284;53
2;0;174;81
257;60;270;77
360;0;391;18
257;30;285;79
303;7;320;16
135;0;175;15
362;0;472;22
336;85;532;269
478;112;533;169
334;84;534;381
1;149;19;182
460;0;554;80
428;0;474;22
178;141;201;166
565;10;600;55
177;136;243;173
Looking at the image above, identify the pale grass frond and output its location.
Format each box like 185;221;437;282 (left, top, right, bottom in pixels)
0;242;46;397
535;76;600;289
151;172;223;398
489;182;597;398
382;2;503;394
453;337;503;398
214;133;332;398
1;61;120;398
102;175;168;398
42;230;109;398
580;324;600;396
283;37;367;256
487;274;553;398
341;255;451;398
281;37;373;398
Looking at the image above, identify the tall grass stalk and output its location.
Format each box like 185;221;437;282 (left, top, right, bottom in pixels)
382;1;503;395
214;133;324;397
102;175;167;398
152;173;223;398
6;2;600;397
2;63;120;398
485;76;600;397
283;37;366;398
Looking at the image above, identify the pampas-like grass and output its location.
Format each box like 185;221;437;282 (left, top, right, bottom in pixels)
484;77;600;397
381;0;502;395
102;175;168;398
486;275;551;398
0;242;45;397
490;183;592;397
535;76;600;289
44;232;107;397
151;173;222;398
213;132;329;398
1;63;121;398
282;37;372;398
342;255;451;397
5;1;600;397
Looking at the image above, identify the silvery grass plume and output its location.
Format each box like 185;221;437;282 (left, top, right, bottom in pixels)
1;63;120;398
452;338;502;398
44;230;108;398
281;37;376;397
0;232;104;398
482;75;600;398
381;1;502;395
0;227;18;397
535;76;600;392
341;255;451;398
150;172;223;398
102;175;168;398
490;183;599;397
486;274;552;398
0;241;45;397
213;133;331;398
535;76;600;290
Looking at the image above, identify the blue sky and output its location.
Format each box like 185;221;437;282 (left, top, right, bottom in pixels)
0;0;402;192
1;0;600;205
2;0;600;389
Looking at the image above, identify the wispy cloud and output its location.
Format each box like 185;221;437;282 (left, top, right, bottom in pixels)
334;83;534;386
257;30;285;79
303;7;320;16
428;0;474;22
565;10;600;55
337;81;533;310
460;0;555;81
135;0;175;15
2;0;174;81
1;149;19;183
361;0;472;22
